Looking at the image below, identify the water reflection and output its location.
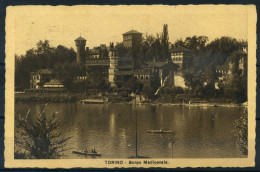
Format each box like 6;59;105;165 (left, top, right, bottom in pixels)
15;103;246;158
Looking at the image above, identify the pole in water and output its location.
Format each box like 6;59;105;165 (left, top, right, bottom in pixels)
135;90;138;158
171;140;174;158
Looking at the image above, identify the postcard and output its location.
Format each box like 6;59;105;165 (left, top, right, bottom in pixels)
5;5;256;168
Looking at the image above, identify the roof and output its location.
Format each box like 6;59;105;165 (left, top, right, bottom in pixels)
170;47;191;52
123;30;142;35
44;79;64;85
31;69;55;75
75;36;86;41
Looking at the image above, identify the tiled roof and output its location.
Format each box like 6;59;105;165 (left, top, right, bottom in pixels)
75;36;86;41
123;30;142;35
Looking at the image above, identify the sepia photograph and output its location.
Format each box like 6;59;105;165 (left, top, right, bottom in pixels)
5;5;256;168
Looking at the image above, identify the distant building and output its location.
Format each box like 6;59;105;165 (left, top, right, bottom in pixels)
43;79;64;88
170;47;192;69
133;67;154;87
122;30;142;50
147;61;176;87
108;43;133;88
215;42;248;89
30;69;57;89
108;46;119;87
88;48;100;59
216;61;230;76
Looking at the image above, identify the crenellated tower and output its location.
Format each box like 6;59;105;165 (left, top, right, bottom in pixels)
108;43;119;87
75;36;87;64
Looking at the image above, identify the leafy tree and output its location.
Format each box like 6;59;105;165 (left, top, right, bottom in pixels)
15;40;77;90
15;106;71;159
173;39;185;49
185;36;208;52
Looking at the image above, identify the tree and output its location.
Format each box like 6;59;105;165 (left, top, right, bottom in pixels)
15;40;77;90
161;24;170;61
223;50;247;101
15;106;71;159
185;36;208;52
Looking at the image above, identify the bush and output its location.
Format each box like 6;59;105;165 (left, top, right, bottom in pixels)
15;105;71;159
233;108;248;155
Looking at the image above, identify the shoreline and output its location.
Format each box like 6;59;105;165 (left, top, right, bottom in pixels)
15;92;247;107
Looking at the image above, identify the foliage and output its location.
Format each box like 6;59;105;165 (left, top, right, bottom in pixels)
173;36;247;99
15;106;71;159
139;24;170;64
15;40;77;90
233;108;248;155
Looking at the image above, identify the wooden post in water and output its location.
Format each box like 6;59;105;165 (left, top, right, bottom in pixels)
135;91;138;158
171;141;173;158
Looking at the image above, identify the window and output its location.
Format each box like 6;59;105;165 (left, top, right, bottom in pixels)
134;75;138;80
145;75;149;81
140;75;144;80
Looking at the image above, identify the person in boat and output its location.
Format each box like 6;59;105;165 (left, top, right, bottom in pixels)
93;148;96;154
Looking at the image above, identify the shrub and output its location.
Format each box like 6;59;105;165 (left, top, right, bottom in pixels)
15;105;71;159
233;108;248;155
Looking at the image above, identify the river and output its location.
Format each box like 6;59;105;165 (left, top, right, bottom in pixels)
15;102;246;158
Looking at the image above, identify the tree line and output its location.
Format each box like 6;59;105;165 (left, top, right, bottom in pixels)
15;24;247;102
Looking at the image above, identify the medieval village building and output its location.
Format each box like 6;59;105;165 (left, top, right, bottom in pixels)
29;29;248;95
73;29;175;90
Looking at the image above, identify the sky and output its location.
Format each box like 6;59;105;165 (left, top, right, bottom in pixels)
7;5;249;56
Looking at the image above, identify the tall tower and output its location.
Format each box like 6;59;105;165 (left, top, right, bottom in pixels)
108;46;119;87
122;30;142;50
75;36;87;64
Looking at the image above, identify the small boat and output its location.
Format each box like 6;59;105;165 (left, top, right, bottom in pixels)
72;150;101;157
147;129;174;134
80;98;108;104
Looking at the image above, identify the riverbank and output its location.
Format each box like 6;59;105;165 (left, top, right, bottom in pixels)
15;92;131;103
15;92;247;107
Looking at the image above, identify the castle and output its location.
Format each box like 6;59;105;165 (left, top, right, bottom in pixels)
74;30;175;89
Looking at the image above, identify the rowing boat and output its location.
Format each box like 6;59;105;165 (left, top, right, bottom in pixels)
147;130;174;134
72;150;101;156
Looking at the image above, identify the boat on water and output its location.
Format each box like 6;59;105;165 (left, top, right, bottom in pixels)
80;98;108;104
147;129;174;134
72;150;101;157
